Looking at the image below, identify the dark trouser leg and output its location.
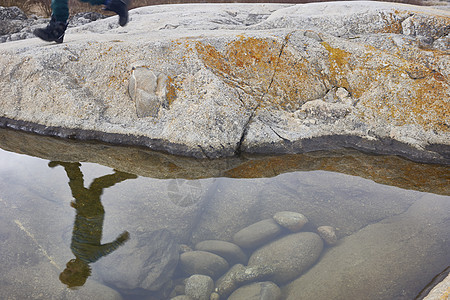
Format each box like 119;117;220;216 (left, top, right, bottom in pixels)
51;0;70;23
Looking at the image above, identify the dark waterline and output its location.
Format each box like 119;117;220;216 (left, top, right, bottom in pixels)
0;128;449;299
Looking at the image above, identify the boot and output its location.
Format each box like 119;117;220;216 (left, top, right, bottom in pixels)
34;17;68;44
104;0;129;27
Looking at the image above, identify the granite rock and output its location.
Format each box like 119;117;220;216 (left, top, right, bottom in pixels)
0;2;448;163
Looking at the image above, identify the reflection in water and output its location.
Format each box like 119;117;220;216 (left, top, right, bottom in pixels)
48;161;137;288
0;130;449;299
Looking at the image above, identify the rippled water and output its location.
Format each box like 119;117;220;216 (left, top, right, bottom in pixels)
0;128;449;300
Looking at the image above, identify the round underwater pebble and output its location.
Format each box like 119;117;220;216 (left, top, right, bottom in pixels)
273;211;308;232
233;219;283;249
195;240;248;265
210;292;220;300
180;251;229;279
170;296;192;300
317;226;338;245
185;275;214;300
248;232;323;284
228;281;281;300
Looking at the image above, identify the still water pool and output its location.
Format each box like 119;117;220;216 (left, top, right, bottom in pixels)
0;128;449;300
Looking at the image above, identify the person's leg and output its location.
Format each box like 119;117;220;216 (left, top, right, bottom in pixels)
104;0;130;27
34;0;69;43
52;0;70;23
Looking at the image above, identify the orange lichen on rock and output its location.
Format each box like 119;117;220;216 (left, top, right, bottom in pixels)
375;11;404;34
195;36;326;111
321;41;449;132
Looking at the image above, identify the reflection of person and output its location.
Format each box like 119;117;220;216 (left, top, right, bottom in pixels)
34;0;130;44
49;161;137;288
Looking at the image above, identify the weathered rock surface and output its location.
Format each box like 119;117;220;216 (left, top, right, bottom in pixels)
195;240;248;265
228;281;281;300
0;2;448;163
423;272;450;300
233;218;283;249
179;251;229;279
283;194;450;300
248;232;323;284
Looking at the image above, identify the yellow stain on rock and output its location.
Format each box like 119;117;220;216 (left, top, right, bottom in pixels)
165;35;448;132
195;36;326;111
321;41;449;132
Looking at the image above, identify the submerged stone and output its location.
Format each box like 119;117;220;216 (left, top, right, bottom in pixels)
284;194;450;300
248;232;323;284
228;281;281;300
195;240;248;265
185;274;214;300
180;251;229;279
273;211;308;232
233;219;283;249
317;226;338;245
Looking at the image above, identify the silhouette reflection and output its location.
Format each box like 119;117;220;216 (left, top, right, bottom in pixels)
48;161;137;288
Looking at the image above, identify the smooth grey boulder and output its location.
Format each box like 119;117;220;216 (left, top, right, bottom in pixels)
179;251;229;279
273;211;308;232
96;229;179;293
284;194;450;300
233;219;283;249
185;275;214;300
248;232;323;284
195;240;247;265
228;281;281;300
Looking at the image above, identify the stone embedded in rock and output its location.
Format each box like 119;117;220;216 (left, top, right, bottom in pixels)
273;211;308;232
248;232;323;284
228;281;281;300
185;274;214;300
128;67;168;118
317;225;338;245
195;240;248;265
179;251;229;279
233;219;283;249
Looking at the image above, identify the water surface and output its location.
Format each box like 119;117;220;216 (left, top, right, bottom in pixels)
0;128;449;299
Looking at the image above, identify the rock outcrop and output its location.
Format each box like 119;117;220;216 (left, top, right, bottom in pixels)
0;2;449;163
